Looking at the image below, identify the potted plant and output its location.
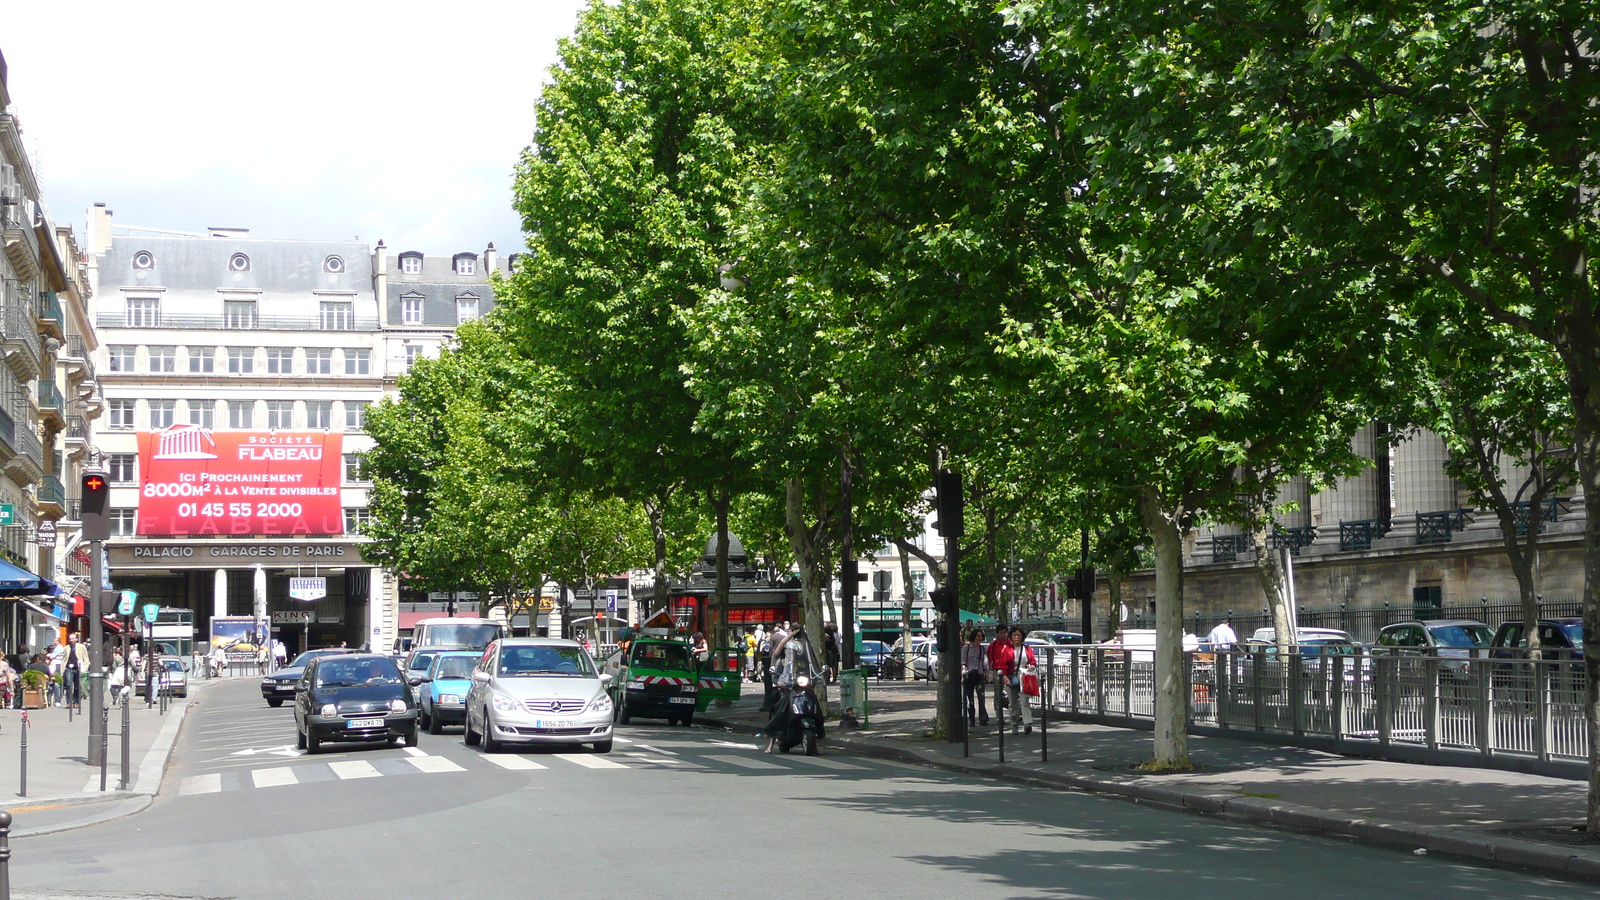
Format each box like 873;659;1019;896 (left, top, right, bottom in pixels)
19;669;47;709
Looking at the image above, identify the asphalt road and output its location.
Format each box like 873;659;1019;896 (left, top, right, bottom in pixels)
11;678;1596;900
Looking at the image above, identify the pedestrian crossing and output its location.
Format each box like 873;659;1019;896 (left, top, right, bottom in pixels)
177;741;881;797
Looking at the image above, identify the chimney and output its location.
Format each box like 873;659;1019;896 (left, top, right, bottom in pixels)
88;203;114;255
373;239;387;275
483;242;497;275
373;239;387;307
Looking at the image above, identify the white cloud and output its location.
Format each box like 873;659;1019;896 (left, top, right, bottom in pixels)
2;0;590;251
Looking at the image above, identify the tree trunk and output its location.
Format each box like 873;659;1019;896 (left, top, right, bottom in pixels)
645;497;668;623
713;483;731;656
1138;486;1191;770
784;476;828;709
899;543;916;682
1105;571;1121;642
1249;521;1295;657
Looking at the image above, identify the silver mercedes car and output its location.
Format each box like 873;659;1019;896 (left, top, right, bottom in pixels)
464;638;615;753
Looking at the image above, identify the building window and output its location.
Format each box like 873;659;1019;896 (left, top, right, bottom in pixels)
150;399;176;429
111;509;137;537
405;345;424;371
131;251;155;270
320;300;355;330
344;401;369;432
109;399;135;429
305;348;333;375
228;252;250;272
457;295;479;323
324;255;345;274
402;296;424;325
227;400;254;429
107;345;135;373
149;346;176;373
455;255;475;276
266;400;294;430
107;453;137;484
306;400;332;430
400;254;422;274
226;348;255;374
223;300;257;329
344;453;367;483
266;347;294;375
343;348;370;375
187;400;215;429
911;571;927;600
188;347;215;374
125;298;160;327
344;507;371;534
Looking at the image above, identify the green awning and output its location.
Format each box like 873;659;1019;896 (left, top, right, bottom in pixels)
959;609;996;624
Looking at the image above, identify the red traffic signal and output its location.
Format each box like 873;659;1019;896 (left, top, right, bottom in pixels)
83;474;106;493
81;472;112;540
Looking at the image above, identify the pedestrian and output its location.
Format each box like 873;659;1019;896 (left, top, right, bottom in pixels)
994;628;1035;735
1205;616;1238;651
211;643;227;678
255;642;269;676
690;631;709;671
744;629;757;681
64;633;89;709
128;641;142;677
753;625;768;678
46;641;63;706
272;639;288;671
822;624;840;683
0;656;14;709
962;629;990;727
108;657;128;707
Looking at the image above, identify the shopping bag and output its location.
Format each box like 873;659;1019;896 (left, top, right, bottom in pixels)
1022;673;1040;697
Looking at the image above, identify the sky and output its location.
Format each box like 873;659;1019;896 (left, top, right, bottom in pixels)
2;0;592;254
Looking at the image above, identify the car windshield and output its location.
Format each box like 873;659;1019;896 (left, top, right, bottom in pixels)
1430;624;1492;648
499;646;596;677
286;651;341;668
1560;623;1584;644
1301;640;1357;655
316;658;402;687
408;652;438;672
161;658;185;672
419;623;501;650
632;643;692;670
433;657;476;680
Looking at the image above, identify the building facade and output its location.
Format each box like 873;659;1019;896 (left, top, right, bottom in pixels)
0;49;101;655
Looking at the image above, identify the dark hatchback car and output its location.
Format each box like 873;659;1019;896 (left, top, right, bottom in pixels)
295;653;419;754
261;648;352;707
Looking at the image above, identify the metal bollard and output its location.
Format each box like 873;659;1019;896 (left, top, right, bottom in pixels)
99;704;108;792
0;808;12;900
1041;649;1051;764
17;713;25;798
997;676;1006;764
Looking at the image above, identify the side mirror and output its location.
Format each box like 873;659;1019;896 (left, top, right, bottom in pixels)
472;671;490;682
600;673;613;685
294;682;308;693
408;676;423;686
420;676;433;683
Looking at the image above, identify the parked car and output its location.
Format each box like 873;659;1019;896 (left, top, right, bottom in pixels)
858;640;890;675
1026;631;1085;646
1374;619;1493;676
1490;617;1583;658
1099;629;1199;663
260;648;353;707
466;638;614;753
135;656;188;698
294;653;418;753
414;650;479;734
883;638;940;680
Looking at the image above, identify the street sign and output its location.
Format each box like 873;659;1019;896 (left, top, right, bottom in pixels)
141;603;160;624
0;503;12;525
606;593;617;614
871;570;892;592
118;590;138;616
272;610;314;624
288;577;327;601
34;519;55;548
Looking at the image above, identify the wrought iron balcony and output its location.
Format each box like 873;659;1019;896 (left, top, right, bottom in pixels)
62;333;87;359
97;311;380;333
1211;533;1252;563
1339;518;1387;552
1416;508;1471;545
0;406;13;457
1;299;40;379
64;414;87;439
37;473;64;509
1511;497;1569;536
1;199;39;281
1269;525;1317;554
37;378;62;415
36;290;62;339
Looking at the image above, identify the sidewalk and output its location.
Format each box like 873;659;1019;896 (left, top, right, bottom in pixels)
0;676;209;838
699;679;1600;884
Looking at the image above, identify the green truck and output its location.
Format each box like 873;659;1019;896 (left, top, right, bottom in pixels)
601;637;742;725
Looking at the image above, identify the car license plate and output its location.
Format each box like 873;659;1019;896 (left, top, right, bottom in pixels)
669;696;695;704
347;717;383;729
534;719;573;729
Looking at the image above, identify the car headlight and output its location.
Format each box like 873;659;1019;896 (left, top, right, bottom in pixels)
389;699;407;713
796;675;811;688
589;694;613;714
260;679;273;686
492;694;520;712
320;703;337;717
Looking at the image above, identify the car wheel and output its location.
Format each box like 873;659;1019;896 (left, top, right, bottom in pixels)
618;701;631;725
464;710;481;747
296;727;306;750
403;725;419;748
306;730;321;755
680;713;693;727
267;698;284;708
481;711;501;753
593;738;613;754
418;705;431;731
428;709;444;735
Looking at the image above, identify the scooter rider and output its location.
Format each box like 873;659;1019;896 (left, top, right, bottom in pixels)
763;624;823;753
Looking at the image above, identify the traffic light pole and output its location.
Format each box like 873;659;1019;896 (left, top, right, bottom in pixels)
86;540;105;768
934;468;964;746
839;446;857;672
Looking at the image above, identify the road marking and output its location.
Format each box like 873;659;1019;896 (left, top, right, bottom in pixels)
632;744;678;755
180;773;222;795
626;755;703;768
784;755;867;770
553;754;628;769
615;737;634;744
251;767;299;788
328;760;382;780
704;754;785;770
481;755;547;770
406;755;465;773
402;746;428;757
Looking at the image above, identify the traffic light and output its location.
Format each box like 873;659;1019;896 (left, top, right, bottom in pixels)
81;471;110;541
933;469;964;538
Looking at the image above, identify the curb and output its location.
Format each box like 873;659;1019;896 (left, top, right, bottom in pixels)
7;789;142;813
12;795;152;839
695;713;1600;884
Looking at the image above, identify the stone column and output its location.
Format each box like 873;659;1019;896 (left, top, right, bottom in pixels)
1316;423;1383;527
1390;428;1458;537
1274;476;1312;530
213;568;228;620
366;568;383;652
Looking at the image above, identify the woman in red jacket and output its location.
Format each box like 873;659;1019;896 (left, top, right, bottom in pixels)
989;628;1035;735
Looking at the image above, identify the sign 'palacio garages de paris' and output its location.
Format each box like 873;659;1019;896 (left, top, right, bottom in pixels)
135;425;344;535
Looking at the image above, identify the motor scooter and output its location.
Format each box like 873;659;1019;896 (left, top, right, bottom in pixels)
775;673;825;756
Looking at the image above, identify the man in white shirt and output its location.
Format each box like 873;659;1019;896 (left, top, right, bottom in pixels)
1205;617;1238;650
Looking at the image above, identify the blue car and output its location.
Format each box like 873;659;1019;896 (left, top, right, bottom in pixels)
414;650;479;734
859;640;890;676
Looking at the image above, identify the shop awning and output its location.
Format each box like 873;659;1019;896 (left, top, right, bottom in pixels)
959;609;997;625
102;615;127;634
397;610;484;630
15;598;63;622
0;558;59;597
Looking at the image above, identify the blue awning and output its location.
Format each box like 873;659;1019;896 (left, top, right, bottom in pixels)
0;558;57;597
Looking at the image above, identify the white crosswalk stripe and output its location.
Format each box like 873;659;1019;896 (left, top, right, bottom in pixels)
180;773;222;795
552;754;628;769
251;766;299;788
784;755;868;770
481;755;548;770
703;754;785;770
406;755;465;773
328;760;382;780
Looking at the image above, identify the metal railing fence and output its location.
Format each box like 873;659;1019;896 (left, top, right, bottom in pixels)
1039;646;1588;777
1100;597;1583;645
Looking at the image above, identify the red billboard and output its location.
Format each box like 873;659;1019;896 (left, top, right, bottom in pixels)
135;427;344;535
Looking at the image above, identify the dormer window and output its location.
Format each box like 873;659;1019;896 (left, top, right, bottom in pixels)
456;293;479;323
506;253;523;271
228;252;251;272
132;250;155;270
399;252;423;275
453;253;476;276
324;255;345;273
401;292;424;325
